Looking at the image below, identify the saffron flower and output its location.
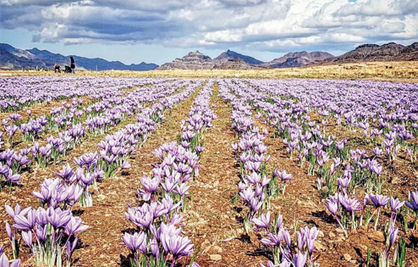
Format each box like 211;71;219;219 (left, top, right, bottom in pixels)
252;212;270;229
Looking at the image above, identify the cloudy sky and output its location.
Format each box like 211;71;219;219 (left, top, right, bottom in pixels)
0;0;417;64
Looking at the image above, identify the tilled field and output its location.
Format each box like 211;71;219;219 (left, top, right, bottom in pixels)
0;76;417;267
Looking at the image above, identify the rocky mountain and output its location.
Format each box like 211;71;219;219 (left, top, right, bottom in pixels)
262;51;334;68
3;42;416;71
0;43;158;71
214;49;263;65
213;58;254;70
158;51;215;70
158;50;257;70
0;43;46;69
327;42;418;63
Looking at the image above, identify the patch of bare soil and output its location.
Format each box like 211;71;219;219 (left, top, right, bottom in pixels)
184;85;261;267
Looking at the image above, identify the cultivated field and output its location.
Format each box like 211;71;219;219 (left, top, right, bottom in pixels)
0;74;417;267
2;61;418;83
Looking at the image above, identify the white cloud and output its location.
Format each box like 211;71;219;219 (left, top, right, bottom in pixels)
0;0;416;51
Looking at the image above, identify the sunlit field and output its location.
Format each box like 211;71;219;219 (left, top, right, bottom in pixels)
1;61;417;82
0;67;417;267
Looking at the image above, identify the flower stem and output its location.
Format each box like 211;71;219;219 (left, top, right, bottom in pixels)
374;208;381;231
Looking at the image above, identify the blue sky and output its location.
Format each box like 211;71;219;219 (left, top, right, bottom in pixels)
0;0;417;65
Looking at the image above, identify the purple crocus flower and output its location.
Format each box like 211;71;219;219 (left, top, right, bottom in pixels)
373;147;383;156
275;214;283;230
150;237;161;258
122;231;147;253
405;191;418;211
5;222;13;240
5;170;20;183
8;113;21;121
65;237;78;261
246;172;262;185
140;175;160;193
160;228;193;258
13;213;35;231
389;227;398;247
260;232;282;246
125;205;154;229
389;197;404;212
279;260;291;267
252;212;270;229
278;170;292;181
239;187;255;203
293;252;307;267
340;195;362;212
0;164;9;176
369;194;390;208
174;183;190;197
336;140;345;150
6;125;18;138
0;253;21;267
80;173;94;187
35;224;48;242
326;198;339;215
282;228;292;247
47;207;72;228
121;160;131;169
306;227;319;254
65;217;89;237
273;168;279;178
249;195;263;214
55;164;75;182
161;196;181;214
337;176;351;192
21;231;33;248
4;204;30;219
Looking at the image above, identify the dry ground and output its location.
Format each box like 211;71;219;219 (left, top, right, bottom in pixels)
1;61;417;82
0;74;417;266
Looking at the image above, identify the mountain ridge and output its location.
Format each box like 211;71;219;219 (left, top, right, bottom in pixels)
158;51;216;70
325;42;418;63
0;43;159;71
214;49;264;65
262;51;335;68
1;41;417;71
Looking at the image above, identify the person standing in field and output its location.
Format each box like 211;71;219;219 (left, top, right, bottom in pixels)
70;56;75;73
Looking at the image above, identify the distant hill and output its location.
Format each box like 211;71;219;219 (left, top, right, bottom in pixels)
0;43;158;71
214;49;263;65
158;50;257;70
158;51;215;70
213;58;255;70
327;42;418;63
0;43;46;69
2;42;416;71
262;51;334;68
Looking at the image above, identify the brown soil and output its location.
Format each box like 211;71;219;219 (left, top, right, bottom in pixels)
0;80;417;267
184;84;260;266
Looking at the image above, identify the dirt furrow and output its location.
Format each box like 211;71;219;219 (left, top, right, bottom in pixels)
74;85;202;266
184;85;261;266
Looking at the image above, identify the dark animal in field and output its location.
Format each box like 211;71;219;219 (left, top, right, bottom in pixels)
54;64;61;73
64;66;72;73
